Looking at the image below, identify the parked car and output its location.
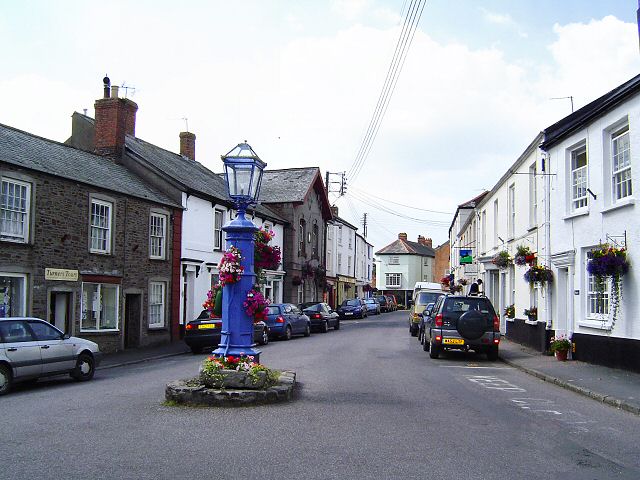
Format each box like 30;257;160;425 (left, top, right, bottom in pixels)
423;295;501;360
409;290;444;336
337;298;368;319
385;295;398;311
300;302;340;332
0;317;102;395
264;303;311;340
184;310;270;354
375;295;390;313
363;298;381;315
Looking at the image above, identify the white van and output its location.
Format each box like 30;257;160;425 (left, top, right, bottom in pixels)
409;282;444;336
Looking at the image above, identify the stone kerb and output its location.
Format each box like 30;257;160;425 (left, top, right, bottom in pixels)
165;371;296;407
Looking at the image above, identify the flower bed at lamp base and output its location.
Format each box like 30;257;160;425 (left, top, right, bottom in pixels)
165;371;297;407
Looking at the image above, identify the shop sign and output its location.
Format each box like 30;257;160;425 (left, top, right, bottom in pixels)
45;268;79;281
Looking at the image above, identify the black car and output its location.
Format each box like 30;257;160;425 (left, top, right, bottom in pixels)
337;298;368;319
423;295;500;360
300;302;340;332
184;311;269;354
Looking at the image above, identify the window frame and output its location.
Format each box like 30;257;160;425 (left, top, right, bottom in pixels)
80;282;120;332
298;219;306;256
148;281;166;328
611;125;632;202
529;163;537;228
1;176;31;243
385;273;401;288
89;198;113;254
149;212;167;260
508;184;515;239
0;272;27;318
312;221;319;257
570;144;588;212
214;209;224;251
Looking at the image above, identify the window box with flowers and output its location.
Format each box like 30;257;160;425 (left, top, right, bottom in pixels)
524;265;553;287
523;306;537;321
492;250;513;270
504;304;515;319
514;245;536;266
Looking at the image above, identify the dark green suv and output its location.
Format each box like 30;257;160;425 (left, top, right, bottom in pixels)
423;295;500;360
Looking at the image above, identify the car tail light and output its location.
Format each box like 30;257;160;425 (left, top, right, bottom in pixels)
276;316;285;323
493;315;500;331
435;314;443;327
435;335;442;343
311;313;321;319
185;324;193;331
493;337;500;344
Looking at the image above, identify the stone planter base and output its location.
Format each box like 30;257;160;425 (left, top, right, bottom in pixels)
165;371;296;407
199;368;272;389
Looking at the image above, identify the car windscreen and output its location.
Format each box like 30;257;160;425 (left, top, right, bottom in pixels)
364;299;376;304
304;304;322;312
416;292;441;305
442;298;496;320
342;300;360;307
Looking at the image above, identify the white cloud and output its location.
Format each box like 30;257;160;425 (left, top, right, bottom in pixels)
480;8;528;38
331;0;370;20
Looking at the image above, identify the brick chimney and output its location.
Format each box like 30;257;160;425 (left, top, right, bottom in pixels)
180;132;196;160
330;206;339;218
417;236;433;248
94;76;138;157
398;232;408;241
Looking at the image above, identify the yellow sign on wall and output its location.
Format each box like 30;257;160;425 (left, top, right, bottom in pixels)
45;268;79;281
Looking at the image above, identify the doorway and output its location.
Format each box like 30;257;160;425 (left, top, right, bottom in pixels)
125;294;142;349
49;291;72;334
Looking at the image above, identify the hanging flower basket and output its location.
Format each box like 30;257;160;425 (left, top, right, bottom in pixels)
524;264;553;286
243;289;270;323
440;276;451;288
587;244;629;278
450;284;463;294
254;227;281;271
514;245;536;266
492;250;513;269
218;246;244;286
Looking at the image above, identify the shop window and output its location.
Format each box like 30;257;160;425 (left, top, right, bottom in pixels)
0;273;27;318
81;283;119;331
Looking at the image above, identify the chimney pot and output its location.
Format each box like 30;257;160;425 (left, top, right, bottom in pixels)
398;232;408;241
111;85;119;98
179;131;196;161
330;206;339;217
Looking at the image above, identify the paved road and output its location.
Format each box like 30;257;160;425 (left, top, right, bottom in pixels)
2;311;639;479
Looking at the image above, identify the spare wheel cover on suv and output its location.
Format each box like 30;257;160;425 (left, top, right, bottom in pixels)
457;310;486;340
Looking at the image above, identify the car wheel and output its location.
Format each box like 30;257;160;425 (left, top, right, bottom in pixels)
304;323;311;337
410;326;418;337
260;327;269;345
487;346;499;361
429;343;440;359
71;352;95;381
283;326;292;341
334;320;340;330
423;336;430;352
190;346;203;354
321;321;329;333
0;364;12;396
419;329;424;344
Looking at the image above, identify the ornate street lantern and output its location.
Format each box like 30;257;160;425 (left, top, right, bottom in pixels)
222;141;266;211
213;142;267;362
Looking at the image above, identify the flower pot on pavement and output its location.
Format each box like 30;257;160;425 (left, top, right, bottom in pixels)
555;350;568;361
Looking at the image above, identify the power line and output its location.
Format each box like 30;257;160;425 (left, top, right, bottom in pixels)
350;185;452;214
348;190;450;226
346;0;427;186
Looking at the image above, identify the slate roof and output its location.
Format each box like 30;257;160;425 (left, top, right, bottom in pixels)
375;238;435;257
258;167;320;203
542;73;640;150
0;122;179;207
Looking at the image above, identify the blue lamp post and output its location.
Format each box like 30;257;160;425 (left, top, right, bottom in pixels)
213;142;266;362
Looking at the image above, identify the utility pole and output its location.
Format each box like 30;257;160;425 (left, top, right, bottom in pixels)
362;212;368;238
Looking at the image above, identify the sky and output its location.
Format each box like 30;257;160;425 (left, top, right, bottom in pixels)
2;0;640;253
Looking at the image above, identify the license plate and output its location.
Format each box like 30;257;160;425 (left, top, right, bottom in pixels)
443;338;464;345
198;324;217;330
345;312;353;316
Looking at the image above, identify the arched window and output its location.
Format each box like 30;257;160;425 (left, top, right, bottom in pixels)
312;221;319;257
298;218;306;256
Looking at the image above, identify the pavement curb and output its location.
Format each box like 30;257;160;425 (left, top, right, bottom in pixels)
500;356;640;416
97;351;189;371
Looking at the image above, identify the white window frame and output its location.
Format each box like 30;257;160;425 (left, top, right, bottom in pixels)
1;177;31;243
297;285;304;304
81;282;119;332
493;200;499;246
337;253;342;271
481;210;486;254
149;212;167;260
611;125;632;202
347;256;352;273
586;272;610;321
385;273;401;288
389;256;400;265
149;281;166;328
214;209;224;251
338;226;343;246
348;232;352;250
529;163;537;227
90;199;113;254
570;144;588;211
508;184;515;239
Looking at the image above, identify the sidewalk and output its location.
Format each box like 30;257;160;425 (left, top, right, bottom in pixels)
97;341;190;370
499;338;640;416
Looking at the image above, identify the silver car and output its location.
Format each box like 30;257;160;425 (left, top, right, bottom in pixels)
0;317;102;395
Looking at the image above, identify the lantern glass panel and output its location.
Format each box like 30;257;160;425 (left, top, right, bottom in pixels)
227;165;253;198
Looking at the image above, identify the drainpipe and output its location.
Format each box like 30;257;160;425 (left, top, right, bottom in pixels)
542;149;553;331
